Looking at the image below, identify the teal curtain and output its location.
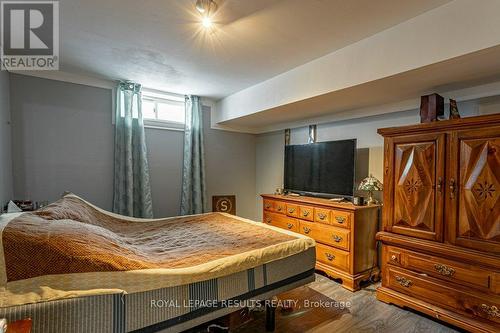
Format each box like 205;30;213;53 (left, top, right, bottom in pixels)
180;95;206;215
113;81;153;218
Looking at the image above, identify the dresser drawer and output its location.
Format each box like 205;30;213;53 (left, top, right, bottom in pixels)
316;243;350;271
286;204;299;218
314;208;330;223
385;245;494;292
263;199;274;211
300;221;350;251
263;212;299;233
298;205;314;221
330;210;351;229
386;265;500;325
274;201;286;214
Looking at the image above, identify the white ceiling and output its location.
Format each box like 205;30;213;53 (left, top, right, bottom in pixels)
221;45;500;132
59;0;451;99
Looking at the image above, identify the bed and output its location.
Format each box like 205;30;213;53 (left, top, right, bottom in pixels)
0;195;316;332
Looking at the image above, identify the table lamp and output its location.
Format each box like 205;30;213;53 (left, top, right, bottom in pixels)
358;174;383;205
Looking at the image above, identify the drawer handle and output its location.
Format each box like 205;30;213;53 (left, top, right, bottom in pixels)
277;206;283;212
335;216;345;224
303;227;311;234
390;254;398;262
434;263;455;277
332;235;343;243
480;304;500;318
449;178;456;199
437;177;443;193
395;276;412;288
325;253;335;261
286;223;293;229
302;211;310;217
288;208;295;214
318;213;327;220
265;217;272;224
265;204;271;209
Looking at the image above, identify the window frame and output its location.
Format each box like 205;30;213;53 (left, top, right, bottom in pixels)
142;91;185;131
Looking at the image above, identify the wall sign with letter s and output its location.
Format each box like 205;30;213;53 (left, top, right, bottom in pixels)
212;195;236;215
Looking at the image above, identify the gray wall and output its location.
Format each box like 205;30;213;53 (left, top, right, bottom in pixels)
10;75;115;210
10;74;257;219
0;71;12;210
204;109;256;220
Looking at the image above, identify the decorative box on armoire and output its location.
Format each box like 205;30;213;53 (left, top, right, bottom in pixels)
376;114;500;332
261;194;380;291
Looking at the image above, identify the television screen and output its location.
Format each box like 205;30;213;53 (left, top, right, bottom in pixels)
284;139;356;197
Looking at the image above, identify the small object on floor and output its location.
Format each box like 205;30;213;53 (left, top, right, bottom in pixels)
206;324;228;332
6;318;32;333
218;308;252;331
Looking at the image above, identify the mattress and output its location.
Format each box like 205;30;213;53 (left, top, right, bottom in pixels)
0;195;315;309
0;249;316;333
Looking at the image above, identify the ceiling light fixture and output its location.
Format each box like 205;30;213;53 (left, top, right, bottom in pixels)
195;0;217;28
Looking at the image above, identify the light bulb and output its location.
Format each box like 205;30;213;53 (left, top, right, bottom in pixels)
202;16;212;28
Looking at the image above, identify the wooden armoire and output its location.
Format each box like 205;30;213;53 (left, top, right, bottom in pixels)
376;114;500;332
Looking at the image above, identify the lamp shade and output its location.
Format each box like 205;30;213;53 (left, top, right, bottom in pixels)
358;174;383;192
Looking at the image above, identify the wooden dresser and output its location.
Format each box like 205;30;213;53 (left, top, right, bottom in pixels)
261;194;379;291
376;114;500;332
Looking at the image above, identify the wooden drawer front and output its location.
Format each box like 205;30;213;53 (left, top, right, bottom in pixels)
385;246;493;292
263;212;298;233
386;266;500;324
263;200;274;211
286;204;299;218
298;205;314;221
406;253;492;292
493;273;500;294
263;212;274;225
274;201;286;214
314;208;331;223
330;210;351;229
316;243;350;271
300;221;350;251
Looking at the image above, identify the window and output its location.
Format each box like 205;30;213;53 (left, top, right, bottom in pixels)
142;89;185;130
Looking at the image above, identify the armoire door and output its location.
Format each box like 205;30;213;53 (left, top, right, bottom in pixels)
447;128;500;253
386;133;445;241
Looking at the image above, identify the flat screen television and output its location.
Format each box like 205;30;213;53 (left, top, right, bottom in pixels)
284;139;356;198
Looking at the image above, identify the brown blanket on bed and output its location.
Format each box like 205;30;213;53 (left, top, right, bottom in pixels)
2;196;295;282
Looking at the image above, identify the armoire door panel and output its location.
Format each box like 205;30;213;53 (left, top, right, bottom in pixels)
449;128;500;253
391;134;445;241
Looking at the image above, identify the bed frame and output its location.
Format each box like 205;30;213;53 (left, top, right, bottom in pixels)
0;250;316;333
